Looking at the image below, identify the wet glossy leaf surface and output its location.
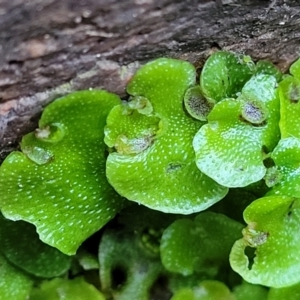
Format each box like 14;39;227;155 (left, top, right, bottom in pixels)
230;196;300;287
105;58;227;214
200;51;254;102
194;74;280;187
0;52;299;298
0;90;124;255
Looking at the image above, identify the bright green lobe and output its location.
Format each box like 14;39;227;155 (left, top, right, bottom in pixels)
230;196;300;287
105;58;227;214
193;74;280;187
194;99;265;187
0;254;33;300
0;90;124;255
200;51;254;102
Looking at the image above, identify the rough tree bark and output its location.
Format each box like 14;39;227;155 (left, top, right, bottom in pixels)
0;0;300;162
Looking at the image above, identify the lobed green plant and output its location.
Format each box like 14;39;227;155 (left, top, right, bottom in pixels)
1;51;300;299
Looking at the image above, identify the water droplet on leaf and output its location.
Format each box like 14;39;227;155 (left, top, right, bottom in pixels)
22;146;54;165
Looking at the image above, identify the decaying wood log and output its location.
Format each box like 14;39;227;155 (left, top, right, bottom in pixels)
1;0;300;162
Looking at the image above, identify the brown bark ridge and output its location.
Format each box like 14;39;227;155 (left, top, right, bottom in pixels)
0;0;300;161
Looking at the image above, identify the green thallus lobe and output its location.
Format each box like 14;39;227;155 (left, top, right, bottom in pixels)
199;51;255;102
1;52;300;297
0;90;124;255
230;196;300;288
193;73;280;188
105;58;227;214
